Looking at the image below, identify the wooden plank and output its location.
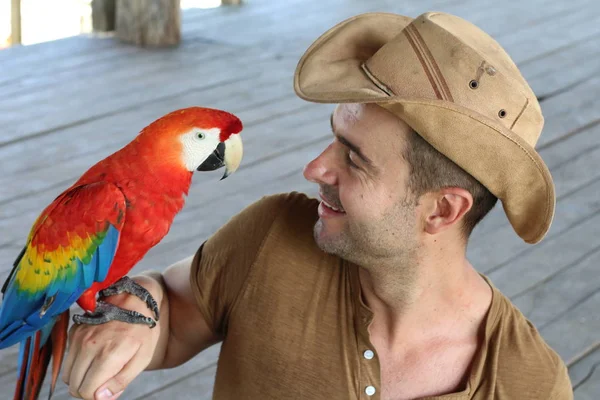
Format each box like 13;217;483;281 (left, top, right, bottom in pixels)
0;41;243;113
0;39;234;101
486;212;600;298
485;0;598;39
574;368;600;400
0;42;141;90
0;29;229;93
523;33;600;99
511;248;600;329
539;290;600;365
494;2;600;65
0;47;264;147
469;179;600;276
0;37;129;85
569;345;600;395
537;78;600;149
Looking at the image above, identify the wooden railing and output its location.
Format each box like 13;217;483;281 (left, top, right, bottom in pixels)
10;0;21;45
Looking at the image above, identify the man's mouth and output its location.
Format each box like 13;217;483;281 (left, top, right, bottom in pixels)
320;195;346;215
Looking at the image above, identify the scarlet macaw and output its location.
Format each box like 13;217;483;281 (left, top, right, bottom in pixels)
0;107;244;399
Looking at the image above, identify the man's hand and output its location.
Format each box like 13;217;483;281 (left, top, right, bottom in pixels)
62;275;166;400
60;256;220;400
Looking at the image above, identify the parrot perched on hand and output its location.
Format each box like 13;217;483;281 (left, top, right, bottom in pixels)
0;106;244;400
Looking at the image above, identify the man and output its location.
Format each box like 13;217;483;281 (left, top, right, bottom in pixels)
62;11;573;400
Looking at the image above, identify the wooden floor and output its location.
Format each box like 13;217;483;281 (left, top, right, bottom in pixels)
1;0;599;398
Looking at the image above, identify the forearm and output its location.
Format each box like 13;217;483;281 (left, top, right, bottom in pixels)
101;271;171;370
130;260;219;370
131;271;171;370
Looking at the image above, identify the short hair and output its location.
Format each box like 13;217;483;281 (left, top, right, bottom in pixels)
402;129;498;240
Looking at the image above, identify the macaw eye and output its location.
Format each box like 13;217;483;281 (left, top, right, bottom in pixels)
196;132;205;140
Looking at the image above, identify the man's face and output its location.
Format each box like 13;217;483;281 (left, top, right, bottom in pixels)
303;103;420;264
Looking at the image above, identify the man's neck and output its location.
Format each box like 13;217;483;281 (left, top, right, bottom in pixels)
357;246;492;349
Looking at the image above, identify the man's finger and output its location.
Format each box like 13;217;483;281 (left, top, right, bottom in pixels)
62;326;84;384
94;348;152;400
67;338;102;398
77;341;140;400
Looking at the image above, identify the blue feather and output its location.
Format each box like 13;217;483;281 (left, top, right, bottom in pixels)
0;223;121;349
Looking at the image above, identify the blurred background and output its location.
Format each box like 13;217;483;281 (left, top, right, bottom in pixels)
0;0;222;48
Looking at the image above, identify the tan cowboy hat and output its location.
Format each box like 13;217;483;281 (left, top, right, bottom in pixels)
293;11;555;244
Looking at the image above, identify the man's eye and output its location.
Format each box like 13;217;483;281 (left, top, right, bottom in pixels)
346;151;358;168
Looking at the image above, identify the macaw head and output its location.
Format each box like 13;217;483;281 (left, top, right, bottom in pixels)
139;106;244;180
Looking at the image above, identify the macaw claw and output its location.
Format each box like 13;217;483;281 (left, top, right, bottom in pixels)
72;301;156;328
98;276;160;321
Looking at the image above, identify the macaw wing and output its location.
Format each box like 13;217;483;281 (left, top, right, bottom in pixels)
0;182;126;348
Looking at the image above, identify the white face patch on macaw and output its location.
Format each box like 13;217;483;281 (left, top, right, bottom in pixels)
179;127;222;171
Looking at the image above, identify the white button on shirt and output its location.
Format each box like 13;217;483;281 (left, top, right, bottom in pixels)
363;349;374;360
365;385;376;396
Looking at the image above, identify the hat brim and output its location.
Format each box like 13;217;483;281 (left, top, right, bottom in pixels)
294;13;555;244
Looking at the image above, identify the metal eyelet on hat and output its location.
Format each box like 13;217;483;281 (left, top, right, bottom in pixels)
498;109;507;118
469;80;479;89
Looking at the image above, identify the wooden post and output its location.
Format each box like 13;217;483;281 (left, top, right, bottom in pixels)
10;0;21;45
115;0;181;47
92;0;116;32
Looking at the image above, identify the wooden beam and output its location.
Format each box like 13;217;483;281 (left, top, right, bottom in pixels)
10;0;21;45
222;0;242;4
91;0;116;32
115;0;181;47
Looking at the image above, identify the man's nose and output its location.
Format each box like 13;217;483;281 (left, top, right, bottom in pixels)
303;144;337;186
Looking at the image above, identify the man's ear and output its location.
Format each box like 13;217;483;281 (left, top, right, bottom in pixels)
423;188;473;235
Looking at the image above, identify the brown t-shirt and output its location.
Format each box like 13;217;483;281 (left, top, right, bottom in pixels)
190;192;573;399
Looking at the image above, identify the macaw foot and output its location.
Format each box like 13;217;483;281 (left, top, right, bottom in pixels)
72;301;156;328
98;276;160;321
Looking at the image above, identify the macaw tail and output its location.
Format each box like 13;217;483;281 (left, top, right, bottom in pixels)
14;310;69;400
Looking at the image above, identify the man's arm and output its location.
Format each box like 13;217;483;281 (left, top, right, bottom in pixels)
62;256;216;400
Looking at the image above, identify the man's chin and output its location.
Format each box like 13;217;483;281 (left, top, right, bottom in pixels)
313;221;347;256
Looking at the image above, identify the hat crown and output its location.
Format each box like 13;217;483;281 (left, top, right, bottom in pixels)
364;12;543;147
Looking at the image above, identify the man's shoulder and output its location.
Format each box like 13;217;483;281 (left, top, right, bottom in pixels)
485;284;573;398
242;191;319;226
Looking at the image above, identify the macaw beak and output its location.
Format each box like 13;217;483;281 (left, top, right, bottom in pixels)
196;133;243;180
221;132;243;179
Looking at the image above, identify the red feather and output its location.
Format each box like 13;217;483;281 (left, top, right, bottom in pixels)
49;311;69;398
13;336;30;400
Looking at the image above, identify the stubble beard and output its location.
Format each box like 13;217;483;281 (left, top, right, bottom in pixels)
313;202;418;276
313;201;421;304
